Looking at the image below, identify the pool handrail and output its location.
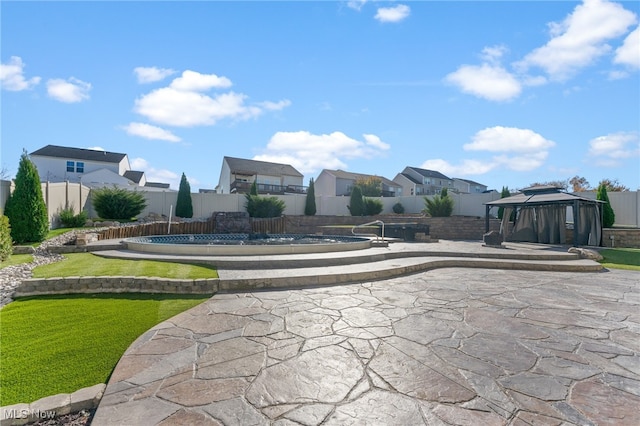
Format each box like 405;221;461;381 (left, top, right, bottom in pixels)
352;220;385;242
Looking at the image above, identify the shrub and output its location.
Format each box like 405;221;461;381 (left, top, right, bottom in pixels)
423;188;454;217
348;186;365;216
250;180;258;196
304;178;316;216
597;184;615;228
245;194;285;218
58;207;88;228
4;150;49;244
91;186;147;220
363;197;383;216
175;173;193;218
392;202;405;214
0;215;12;262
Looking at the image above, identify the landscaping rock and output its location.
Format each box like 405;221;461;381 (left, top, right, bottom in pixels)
568;247;603;261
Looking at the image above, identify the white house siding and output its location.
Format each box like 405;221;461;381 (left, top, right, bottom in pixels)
31;156;124;183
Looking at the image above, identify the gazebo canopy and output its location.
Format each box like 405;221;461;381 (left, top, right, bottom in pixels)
485;185;601;208
484;186;603;246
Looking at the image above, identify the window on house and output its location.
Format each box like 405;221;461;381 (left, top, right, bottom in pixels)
76;162;84;173
66;161;74;172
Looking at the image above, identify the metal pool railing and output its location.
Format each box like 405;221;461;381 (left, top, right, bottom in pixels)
351;220;385;242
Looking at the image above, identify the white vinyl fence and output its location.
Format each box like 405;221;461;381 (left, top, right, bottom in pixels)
1;180;638;228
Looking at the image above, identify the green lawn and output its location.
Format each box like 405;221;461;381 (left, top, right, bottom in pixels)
0;254;33;269
32;253;218;279
599;248;640;271
0;293;211;405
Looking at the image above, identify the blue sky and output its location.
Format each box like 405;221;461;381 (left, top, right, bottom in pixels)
2;0;639;192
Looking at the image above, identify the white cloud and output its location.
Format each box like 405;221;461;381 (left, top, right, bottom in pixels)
254;131;390;174
614;26;640;69
169;70;232;91
480;45;508;64
587;131;640;166
464;126;555;152
134;66;177;84
87;146;105;151
134;70;290;127
130;157;181;189
46;77;91;103
347;0;367;12
123;122;181;142
0;56;41;91
516;0;637;80
424;126;555;176
420;158;498;177
375;4;410;23
445;64;522;101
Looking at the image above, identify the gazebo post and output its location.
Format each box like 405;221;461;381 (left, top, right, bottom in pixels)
485;205;491;233
573;200;580;247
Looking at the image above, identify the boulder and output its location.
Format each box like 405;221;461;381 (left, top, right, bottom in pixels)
483;230;503;247
568;247;603;261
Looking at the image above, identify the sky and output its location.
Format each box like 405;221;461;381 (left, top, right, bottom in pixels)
1;0;639;192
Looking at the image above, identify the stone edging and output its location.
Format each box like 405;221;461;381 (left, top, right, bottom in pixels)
14;277;219;298
0;384;105;426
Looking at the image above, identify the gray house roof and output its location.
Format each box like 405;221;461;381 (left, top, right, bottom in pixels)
145;182;171;189
123;170;144;183
407;167;451;181
454;177;485;187
398;173;421;185
31;145;127;164
224;156;303;177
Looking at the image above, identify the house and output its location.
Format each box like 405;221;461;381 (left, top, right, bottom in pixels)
216;156;305;195
314;169;402;197
393;167;453;196
29;144;171;190
453;178;488;194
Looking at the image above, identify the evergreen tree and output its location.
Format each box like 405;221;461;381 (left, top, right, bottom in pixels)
250;180;258;195
4;150;49;243
597;183;615;228
175;173;193;218
347;186;364;216
304;178;316;216
497;186;510;219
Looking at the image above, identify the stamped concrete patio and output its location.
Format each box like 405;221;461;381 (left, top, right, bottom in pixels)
92;242;640;425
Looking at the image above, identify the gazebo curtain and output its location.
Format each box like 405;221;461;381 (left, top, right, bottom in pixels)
577;204;601;246
503;205;567;244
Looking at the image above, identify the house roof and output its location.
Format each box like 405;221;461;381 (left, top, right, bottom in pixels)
145;182;171;189
407;167;451;180
325;169;400;188
397;173;421;185
31;145;127;164
224;156;303;177
123;170;144;183
454;177;485;187
485;186;602;207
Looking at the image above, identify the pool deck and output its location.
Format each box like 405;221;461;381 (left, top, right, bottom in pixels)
87;239;640;425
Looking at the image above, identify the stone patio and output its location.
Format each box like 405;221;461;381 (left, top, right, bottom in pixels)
92;265;640;425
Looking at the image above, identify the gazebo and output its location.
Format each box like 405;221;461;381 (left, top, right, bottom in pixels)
484;186;603;246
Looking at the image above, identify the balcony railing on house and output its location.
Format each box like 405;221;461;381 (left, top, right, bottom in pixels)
230;180;307;195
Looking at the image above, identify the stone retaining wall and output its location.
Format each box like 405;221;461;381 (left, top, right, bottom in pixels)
602;228;640;249
15;277;218;298
0;384;105;426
